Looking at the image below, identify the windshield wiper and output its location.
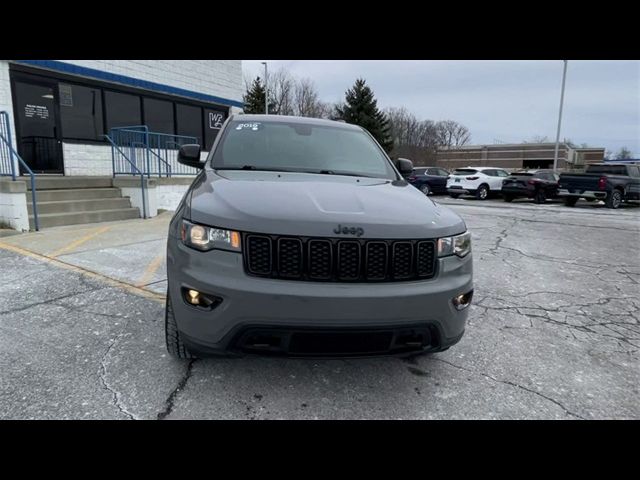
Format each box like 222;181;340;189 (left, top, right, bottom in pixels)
216;166;294;172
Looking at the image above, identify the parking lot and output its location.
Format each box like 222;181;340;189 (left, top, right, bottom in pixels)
1;197;638;419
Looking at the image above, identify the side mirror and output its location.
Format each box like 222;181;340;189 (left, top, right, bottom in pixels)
178;144;203;169
396;157;414;175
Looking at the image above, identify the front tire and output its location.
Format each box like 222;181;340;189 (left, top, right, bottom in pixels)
605;190;622;209
420;184;431;196
503;194;514;203
534;189;546;204
165;293;196;359
476;185;489;200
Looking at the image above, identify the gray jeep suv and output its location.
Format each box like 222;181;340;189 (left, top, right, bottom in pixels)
166;115;473;358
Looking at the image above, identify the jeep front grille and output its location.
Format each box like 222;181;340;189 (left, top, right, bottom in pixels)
243;233;437;282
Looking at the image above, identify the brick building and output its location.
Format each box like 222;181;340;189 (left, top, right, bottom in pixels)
435;143;605;171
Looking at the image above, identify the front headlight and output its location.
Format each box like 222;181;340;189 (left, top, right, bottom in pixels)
438;231;471;258
181;220;241;252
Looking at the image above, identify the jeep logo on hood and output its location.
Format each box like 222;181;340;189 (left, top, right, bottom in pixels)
334;225;364;237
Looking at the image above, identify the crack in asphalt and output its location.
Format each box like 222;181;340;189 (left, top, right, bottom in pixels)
157;359;197;420
98;329;139;420
425;357;587;420
476;298;640;348
0;285;108;316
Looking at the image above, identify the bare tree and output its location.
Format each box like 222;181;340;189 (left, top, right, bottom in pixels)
523;135;550;143
385;107;441;164
268;68;295;116
616;147;633;159
436;120;471;148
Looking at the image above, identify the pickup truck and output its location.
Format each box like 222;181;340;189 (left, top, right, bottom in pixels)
557;163;640;209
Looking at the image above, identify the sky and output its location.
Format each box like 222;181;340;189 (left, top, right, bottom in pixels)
242;60;640;157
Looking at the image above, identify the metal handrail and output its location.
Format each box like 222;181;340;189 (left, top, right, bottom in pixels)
0;111;39;231
103;135;148;219
109;125;198;177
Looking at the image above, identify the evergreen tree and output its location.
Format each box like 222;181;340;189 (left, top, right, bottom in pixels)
335;78;394;153
243;77;266;114
242;77;277;114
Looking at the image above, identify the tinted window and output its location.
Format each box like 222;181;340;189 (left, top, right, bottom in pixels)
143;98;174;134
204;108;228;150
627;165;640;177
496;170;510;177
437;169;449;176
176;104;203;146
586;165;627;175
427;168;439;175
414;168;427;175
59;83;104;141
213;120;396;179
453;169;477;175
105;91;141;131
483;170;496;176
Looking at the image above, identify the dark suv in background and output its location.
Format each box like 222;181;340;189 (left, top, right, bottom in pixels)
501;169;560;204
407;167;450;195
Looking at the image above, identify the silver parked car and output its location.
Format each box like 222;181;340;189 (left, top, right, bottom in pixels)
165;115;473;358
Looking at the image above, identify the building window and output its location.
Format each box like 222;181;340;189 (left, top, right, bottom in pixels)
203;107;228;150
59;83;104;141
143;97;174;135
176;103;203;147
105;91;141;131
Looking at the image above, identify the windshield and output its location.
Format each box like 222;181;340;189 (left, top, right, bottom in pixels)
211;120;397;179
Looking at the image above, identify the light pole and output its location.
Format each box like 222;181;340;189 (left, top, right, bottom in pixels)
261;61;268;114
552;60;568;171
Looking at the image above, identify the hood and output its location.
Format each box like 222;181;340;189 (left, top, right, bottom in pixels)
188;170;466;239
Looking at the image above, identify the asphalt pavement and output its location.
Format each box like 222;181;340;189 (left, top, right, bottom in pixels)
1;197;638;419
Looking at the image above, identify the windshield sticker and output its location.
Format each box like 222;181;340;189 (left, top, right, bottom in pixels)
235;122;261;131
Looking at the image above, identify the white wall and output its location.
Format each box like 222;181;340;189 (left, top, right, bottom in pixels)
63;143;113;176
156;184;191;211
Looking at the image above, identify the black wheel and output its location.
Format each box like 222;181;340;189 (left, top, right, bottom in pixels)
605;189;622;209
165;293;196;359
534;189;546;204
476;184;489;200
564;197;578;207
420;184;431;196
449;193;460;199
503;194;514;203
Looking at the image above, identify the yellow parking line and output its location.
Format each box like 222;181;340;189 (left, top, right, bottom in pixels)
137;251;165;287
48;225;112;258
0;241;165;304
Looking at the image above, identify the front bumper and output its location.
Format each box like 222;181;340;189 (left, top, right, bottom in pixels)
447;185;474;195
167;236;473;357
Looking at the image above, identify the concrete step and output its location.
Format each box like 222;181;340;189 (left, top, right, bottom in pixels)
25;176;113;190
31;188;122;202
29;208;141;229
27;197;132;215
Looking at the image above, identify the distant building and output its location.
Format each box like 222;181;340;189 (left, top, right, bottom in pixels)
435;143;605;171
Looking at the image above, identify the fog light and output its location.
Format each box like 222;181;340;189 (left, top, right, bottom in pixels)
452;290;474;311
182;288;222;310
187;289;200;305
